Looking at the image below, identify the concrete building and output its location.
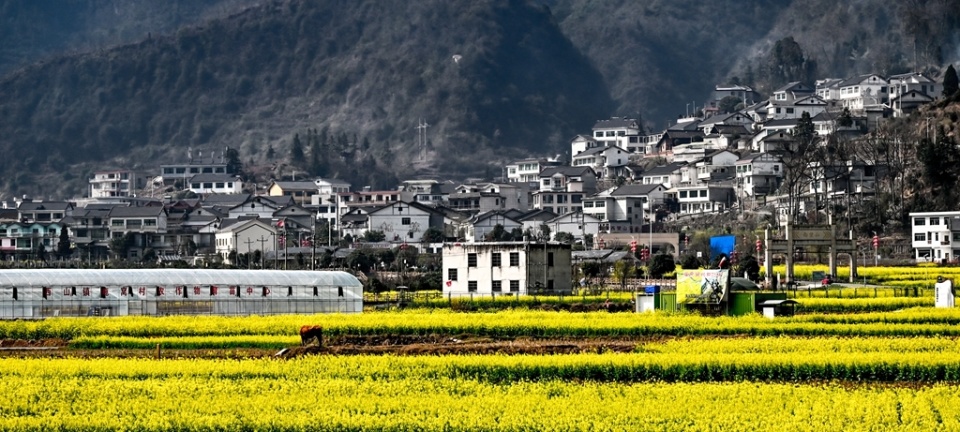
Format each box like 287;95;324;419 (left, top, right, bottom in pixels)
909;211;960;263
442;242;573;295
89;170;137;199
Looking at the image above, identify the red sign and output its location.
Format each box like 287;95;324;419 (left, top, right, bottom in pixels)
82;287;90;297
193;286;201;295
245;287;254;295
445;280;452;287
138;287;146;296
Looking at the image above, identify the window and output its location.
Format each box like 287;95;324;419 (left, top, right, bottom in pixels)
468;281;478;292
595;201;605;208
572;195;582;204
547;252;554;266
216;183;225;189
144;219;157;227
491;253;501;267
915;233;926;242
583;202;594;208
401;217;411;225
510;280;520;292
509;252;520;266
679;191;687;198
448;268;458;281
786;108;794;114
594;131;603;138
557;195;567;204
914;218;926;226
492;281;502;293
191;183;201;189
700;190;708;197
930;218;941;226
547;280;554;290
467;253;477;267
112;220;124;227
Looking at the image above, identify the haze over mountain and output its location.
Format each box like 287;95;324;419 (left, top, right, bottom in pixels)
0;0;956;198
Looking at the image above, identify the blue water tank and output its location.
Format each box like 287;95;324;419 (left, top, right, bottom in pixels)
644;285;660;294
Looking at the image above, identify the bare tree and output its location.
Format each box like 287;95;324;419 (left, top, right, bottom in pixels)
852;119;915;231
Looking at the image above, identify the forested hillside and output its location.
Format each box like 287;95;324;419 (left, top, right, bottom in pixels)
0;0;957;198
0;0;259;76
0;0;612;197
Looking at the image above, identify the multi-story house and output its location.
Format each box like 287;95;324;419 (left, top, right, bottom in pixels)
215;218;278;265
160;157;230;187
761;95;828;121
909;212;960;263
810;111;868;137
89;170;137;198
888;72;941;117
695;150;739;183
545;210;601;243
398;179;449;204
591;117;643;154
18;201;73;223
640;162;686;188
0;221;64;259
771;82;815;102
672;185;735;216
442;242;573;295
337;189;412;216
530;166;596;215
107;206;168;259
582;184;667;233
465;211;523;242
504;158;563;184
365;201;436;243
189;174;243;195
735;153;783;207
268;181;320;206
227;195;290;220
571;145;630;179
815;78;844;101
64;204;116;260
838;74;889;114
698;112;755;135
516;209;558;239
570;135;599;158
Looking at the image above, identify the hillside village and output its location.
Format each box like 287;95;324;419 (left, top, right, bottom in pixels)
1;69;956;267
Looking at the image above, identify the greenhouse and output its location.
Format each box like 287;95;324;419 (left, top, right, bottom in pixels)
0;269;363;318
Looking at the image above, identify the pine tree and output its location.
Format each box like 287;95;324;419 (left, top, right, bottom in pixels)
290;134;305;163
943;64;959;98
57;225;72;259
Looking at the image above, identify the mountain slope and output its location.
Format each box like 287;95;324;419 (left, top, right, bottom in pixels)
0;0;259;76
0;0;613;196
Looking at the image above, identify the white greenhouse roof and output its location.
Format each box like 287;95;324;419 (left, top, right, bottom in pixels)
0;269;362;288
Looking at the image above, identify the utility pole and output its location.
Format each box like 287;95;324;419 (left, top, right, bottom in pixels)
257;236;268;269
244;238;255;269
312;216;317;270
416;118;430;161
